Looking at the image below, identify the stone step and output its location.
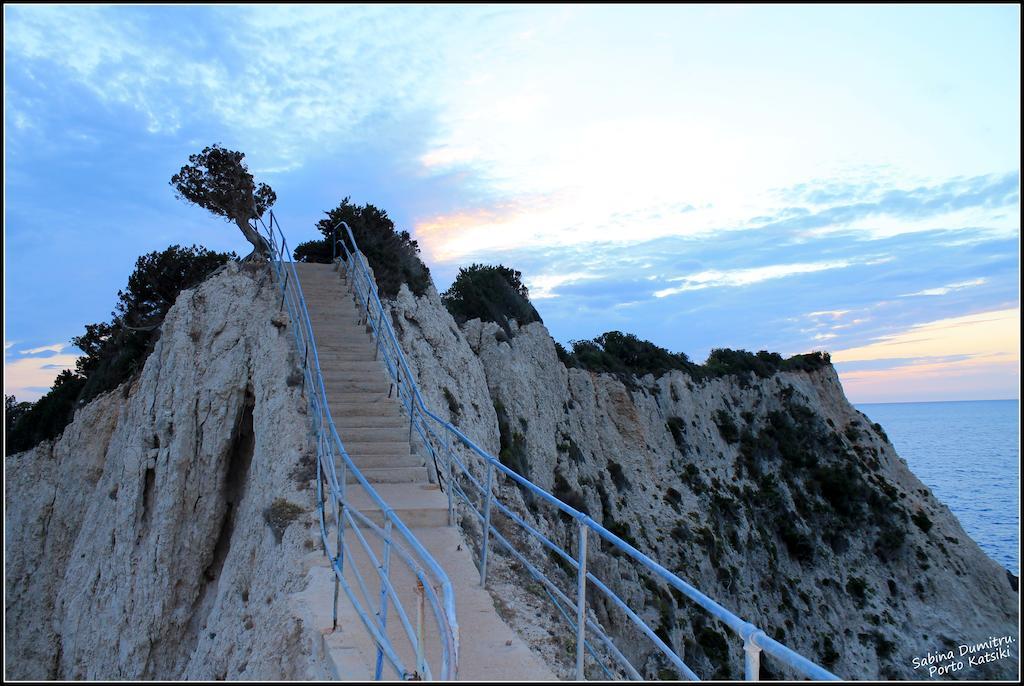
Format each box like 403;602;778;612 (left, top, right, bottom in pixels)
320;369;387;380
336;426;411;443
328;394;404;408
311;339;376;350
313;350;377;361
344;483;449;527
343;440;416;457
329;404;404;420
323;380;389;394
348;466;429;484
342;453;422;471
332;414;408;429
313;344;378;355
313;360;385;373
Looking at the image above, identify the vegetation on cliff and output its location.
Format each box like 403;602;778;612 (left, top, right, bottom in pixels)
442;264;542;336
6;245;232;454
294;196;431;298
556;330;832;384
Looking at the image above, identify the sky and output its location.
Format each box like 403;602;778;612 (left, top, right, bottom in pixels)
3;4;1020;404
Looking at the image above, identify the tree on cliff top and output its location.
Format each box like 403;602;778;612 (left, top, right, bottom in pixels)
170;144;276;259
310;197;431;298
441;264;542;336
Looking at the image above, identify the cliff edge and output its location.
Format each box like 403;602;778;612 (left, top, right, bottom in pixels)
5;263;332;680
385;281;1019;680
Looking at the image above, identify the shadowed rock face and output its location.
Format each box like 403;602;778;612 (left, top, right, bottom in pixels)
5;263;330;680
384;281;1019;681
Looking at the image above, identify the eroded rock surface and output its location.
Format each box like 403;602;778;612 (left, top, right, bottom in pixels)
5;263;330;680
385;282;1019;681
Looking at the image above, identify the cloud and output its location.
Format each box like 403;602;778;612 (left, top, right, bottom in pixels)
901;278;987;297
18;343;67;355
830;308;1020;402
4;349;81;402
832;308;1019;364
3;5;482;169
654;260;854;298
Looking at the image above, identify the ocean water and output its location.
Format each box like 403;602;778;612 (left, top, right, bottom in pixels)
857;399;1019;575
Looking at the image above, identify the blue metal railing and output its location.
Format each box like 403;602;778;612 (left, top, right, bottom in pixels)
256;212;459;680
331;220;841;681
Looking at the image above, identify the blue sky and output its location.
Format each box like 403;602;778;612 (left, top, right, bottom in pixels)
4;4;1020;403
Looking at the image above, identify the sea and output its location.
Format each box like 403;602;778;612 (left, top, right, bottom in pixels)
856;399;1019;576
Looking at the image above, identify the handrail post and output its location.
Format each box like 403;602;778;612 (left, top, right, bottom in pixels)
744;633;762;681
416;577;427;679
480;462;494;586
374;518;393;680
332;497;342;630
575;521;588;680
374;307;382;360
445;432;454;526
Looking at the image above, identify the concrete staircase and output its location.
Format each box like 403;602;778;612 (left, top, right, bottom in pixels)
290;262;554;681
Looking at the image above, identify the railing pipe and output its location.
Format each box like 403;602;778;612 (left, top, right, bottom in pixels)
575;521;588;680
375;518;393;680
445;433;454;526
480;461;494;587
329;217;838;682
255;212;458;680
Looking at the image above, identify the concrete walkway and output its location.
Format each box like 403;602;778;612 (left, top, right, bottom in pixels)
291;262;554;681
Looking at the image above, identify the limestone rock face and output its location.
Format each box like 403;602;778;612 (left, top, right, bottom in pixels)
5;263;331;680
384;283;1019;681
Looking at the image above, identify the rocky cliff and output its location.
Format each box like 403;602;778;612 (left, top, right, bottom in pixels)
385;282;1019;680
5;262;332;680
6;257;1017;681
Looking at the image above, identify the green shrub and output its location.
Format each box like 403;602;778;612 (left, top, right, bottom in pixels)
872;422;890;442
4;371;86;453
554;341;577;367
560;331;832;384
293;238;333;263
318;196;430;297
911;510;933;533
713;410;740;444
568;331;694;381
263;498;305;543
441;264;541;336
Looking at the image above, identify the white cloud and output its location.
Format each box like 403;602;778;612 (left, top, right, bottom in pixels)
901;278;987;298
807;309;851;319
18;343;67;355
526;272;597;300
4;351;80;402
654;260;853;298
